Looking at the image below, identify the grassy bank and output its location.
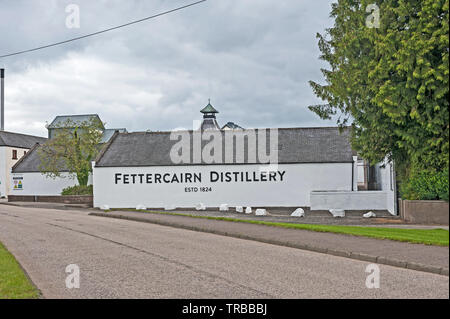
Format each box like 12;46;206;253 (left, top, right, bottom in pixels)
112;209;449;246
0;242;39;299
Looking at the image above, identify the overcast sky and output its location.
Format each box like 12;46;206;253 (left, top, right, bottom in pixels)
0;0;336;137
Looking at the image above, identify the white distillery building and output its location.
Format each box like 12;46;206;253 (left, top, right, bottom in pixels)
0;131;47;197
92;103;397;214
10;143;81;196
10;114;126;196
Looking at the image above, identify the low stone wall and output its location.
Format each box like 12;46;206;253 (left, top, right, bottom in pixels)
8;195;93;206
6;195;36;202
399;199;449;225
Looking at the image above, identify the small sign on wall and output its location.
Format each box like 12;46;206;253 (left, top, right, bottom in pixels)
12;175;24;191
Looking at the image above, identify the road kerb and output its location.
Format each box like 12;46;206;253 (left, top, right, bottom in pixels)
89;212;449;276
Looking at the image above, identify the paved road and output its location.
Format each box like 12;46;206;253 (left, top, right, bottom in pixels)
0;204;448;299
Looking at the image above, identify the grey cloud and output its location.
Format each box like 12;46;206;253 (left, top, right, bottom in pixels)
0;0;336;137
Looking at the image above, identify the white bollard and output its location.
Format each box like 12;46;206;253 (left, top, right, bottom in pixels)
219;204;229;211
245;207;252;214
329;209;345;218
291;208;305;217
164;204;177;211
196;203;206;211
255;209;268;216
235;206;244;213
363;211;376;218
136;204;147;210
100;204;110;211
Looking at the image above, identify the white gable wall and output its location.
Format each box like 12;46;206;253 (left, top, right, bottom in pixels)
0;146;30;197
93;163;353;208
10;172;92;196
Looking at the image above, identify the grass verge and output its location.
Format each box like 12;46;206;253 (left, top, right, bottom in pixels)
111;209;449;246
0;241;40;299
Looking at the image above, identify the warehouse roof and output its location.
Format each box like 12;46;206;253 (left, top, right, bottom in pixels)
11;128;126;173
47;114;105;129
95;127;354;167
0;131;47;149
100;128;127;144
11;143;70;173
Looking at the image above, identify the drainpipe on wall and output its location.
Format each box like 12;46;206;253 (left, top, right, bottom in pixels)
351;159;354;191
352;156;358;192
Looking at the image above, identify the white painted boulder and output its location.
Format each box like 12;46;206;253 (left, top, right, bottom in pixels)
136;204;147;210
100;204;110;211
363;211;377;218
196;203;206;211
219;204;229;211
164;204;177;211
235;206;244;213
255;209;268;216
245;207;252;214
329;209;345;218
291;208;305;217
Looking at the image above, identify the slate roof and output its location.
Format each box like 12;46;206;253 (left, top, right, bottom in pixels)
100;128;127;144
11;128;127;173
222;122;244;130
47;114;105;129
11;143;64;173
200;117;221;131
95;127;354;167
0;131;47;149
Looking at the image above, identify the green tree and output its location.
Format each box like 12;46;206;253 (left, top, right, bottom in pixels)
309;0;449;176
38;118;104;186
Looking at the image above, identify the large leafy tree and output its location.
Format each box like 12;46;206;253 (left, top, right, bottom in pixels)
309;0;449;176
38;118;104;186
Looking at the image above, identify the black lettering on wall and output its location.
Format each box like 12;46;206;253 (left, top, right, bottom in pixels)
210;171;219;182
193;173;202;183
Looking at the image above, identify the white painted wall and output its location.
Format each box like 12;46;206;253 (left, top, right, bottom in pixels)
377;159;396;214
310;191;394;213
310;158;397;215
93;163;353;209
0;146;30;197
10;172;92;196
0;147;6;197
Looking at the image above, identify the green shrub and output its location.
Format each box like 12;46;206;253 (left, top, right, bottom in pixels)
400;168;449;202
61;185;93;196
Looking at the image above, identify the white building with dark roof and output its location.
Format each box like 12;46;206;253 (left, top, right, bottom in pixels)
0;131;47;197
10;114;126;196
91;104;396;214
9;105;396;214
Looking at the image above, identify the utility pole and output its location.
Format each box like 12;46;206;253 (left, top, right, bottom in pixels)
0;68;4;131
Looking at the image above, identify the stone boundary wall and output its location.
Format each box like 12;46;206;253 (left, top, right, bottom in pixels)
8;195;93;206
399;199;449;225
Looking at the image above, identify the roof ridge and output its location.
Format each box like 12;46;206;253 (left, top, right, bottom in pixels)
117;126;349;135
53;113;100;117
0;130;47;139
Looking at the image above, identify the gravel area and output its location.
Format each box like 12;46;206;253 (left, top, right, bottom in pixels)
147;207;404;226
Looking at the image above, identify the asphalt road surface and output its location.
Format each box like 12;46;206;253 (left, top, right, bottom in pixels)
0;204;448;299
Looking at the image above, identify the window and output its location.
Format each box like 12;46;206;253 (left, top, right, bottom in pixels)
12;150;18;160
